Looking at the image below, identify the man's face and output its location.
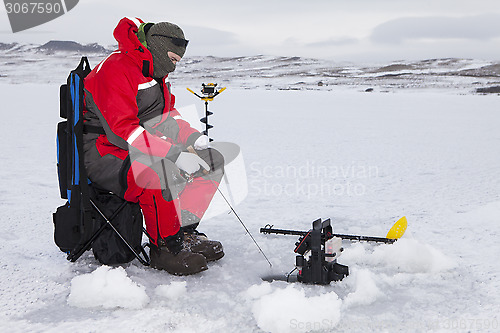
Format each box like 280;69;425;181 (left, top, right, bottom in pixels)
168;52;181;65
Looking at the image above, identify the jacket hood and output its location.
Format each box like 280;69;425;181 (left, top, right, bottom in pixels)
113;17;154;77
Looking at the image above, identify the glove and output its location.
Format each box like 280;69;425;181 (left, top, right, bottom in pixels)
193;135;210;150
175;151;210;174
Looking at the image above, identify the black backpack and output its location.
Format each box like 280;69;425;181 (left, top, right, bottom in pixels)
53;57;149;265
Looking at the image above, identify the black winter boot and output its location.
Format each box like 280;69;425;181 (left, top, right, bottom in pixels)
150;231;208;275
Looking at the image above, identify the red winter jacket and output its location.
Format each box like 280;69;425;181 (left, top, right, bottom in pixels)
83;17;201;165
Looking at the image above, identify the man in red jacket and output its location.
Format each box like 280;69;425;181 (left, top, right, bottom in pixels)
83;17;224;275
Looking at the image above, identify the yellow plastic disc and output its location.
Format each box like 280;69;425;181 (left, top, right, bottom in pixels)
386;216;408;239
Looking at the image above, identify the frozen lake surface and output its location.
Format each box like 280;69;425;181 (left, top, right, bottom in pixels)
0;47;499;332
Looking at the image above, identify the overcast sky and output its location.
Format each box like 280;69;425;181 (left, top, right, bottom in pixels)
1;0;499;62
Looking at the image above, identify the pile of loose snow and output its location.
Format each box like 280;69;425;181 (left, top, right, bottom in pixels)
67;266;149;309
342;238;457;273
248;283;342;333
343;269;383;307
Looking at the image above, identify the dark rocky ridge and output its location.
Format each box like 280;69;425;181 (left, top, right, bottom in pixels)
37;41;110;54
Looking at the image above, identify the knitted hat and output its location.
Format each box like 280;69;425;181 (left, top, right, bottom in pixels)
144;22;188;78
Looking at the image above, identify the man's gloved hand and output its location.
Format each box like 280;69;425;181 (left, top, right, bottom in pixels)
175;151;210;174
193;135;210;150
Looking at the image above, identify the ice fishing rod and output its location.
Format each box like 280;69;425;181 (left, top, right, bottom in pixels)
186;146;273;268
185;85;272;266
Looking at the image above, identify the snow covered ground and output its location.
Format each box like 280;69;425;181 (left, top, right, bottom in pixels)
1;56;500;332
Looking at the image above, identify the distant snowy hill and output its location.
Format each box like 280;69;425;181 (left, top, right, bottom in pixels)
1;41;499;94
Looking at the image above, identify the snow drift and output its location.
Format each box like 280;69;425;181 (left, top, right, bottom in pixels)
67;266;149;309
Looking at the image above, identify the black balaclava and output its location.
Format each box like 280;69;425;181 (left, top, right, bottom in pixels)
144;22;188;79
